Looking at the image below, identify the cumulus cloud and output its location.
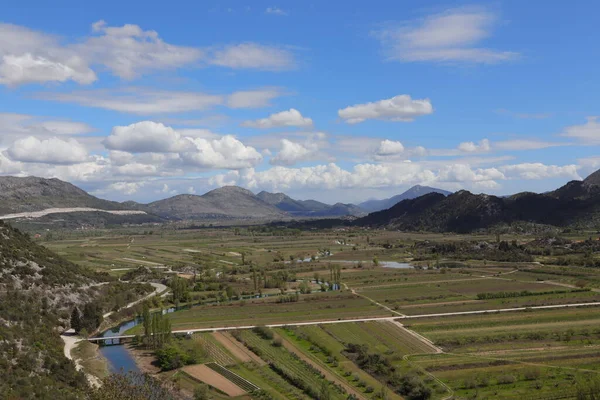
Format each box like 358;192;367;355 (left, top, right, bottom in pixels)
113;163;158;177
0;20;202;85
458;139;491;153
209;162;512;192
182;136;263;169
0;23;96;86
270;139;313;166
7;136;89;165
104;121;194;153
210;43;295;70
242;109;313;129
375;7;518;64
376;140;405;156
500;163;581;180
106;181;144;195
338;95;433;124
561;117;600;144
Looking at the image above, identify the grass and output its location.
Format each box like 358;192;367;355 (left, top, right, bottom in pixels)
71;340;109;379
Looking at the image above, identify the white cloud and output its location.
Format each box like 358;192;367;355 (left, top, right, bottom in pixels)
270;139;313;166
188;186;196;194
7;136;89;165
227;88;283;109
209;162;509;192
0;113;94;147
500;163;581;180
158;184;178;195
494;139;568;151
561;117;600;144
104;121;194;153
376;140;405;156
38;87;282;114
38;88;224;115
242;109;313;129
0;152;23;174
265;7;288;16
376;7;518;64
0;21;297;86
437;164;504;185
0;23;97;86
458;139;491;153
114;163;158;177
0;53;96;86
210;43;295;70
338;95;433;124
106;181;144;195
80;20;202;79
182;136;263;169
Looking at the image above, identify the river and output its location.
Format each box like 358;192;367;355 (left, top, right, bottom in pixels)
98;308;176;373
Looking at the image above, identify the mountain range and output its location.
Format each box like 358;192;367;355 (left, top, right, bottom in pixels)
0;176;451;224
358;185;452;212
256;191;365;217
354;170;600;233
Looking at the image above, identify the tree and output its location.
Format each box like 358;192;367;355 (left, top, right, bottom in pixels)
373;256;380;267
70;307;82;333
91;371;179;400
194;384;210;400
142;302;151;346
225;286;234;300
81;302;103;333
319;380;331;400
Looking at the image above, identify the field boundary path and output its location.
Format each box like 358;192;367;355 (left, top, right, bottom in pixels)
343;283;406;317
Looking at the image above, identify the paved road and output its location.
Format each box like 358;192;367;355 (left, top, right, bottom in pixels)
102;282;167;319
117;301;600;336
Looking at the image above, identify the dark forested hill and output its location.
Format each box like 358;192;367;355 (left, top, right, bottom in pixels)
354;170;600;232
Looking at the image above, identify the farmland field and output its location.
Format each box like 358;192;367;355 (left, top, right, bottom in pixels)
43;226;600;399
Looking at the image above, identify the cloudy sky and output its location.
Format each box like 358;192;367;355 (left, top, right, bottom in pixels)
0;1;598;204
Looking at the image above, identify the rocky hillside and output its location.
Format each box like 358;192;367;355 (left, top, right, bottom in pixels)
0;220;95;398
257;191;365;217
0;176;125;215
148;186;287;220
359;185;452;213
0;220;154;398
355;170;600;233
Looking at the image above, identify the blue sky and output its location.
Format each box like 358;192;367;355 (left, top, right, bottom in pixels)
0;0;598;204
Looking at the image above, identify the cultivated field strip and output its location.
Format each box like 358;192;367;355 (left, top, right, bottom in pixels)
205;362;260;392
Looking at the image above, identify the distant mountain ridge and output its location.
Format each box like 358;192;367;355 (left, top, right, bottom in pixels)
257;191;365;217
147;186;287;220
359;185;452;212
